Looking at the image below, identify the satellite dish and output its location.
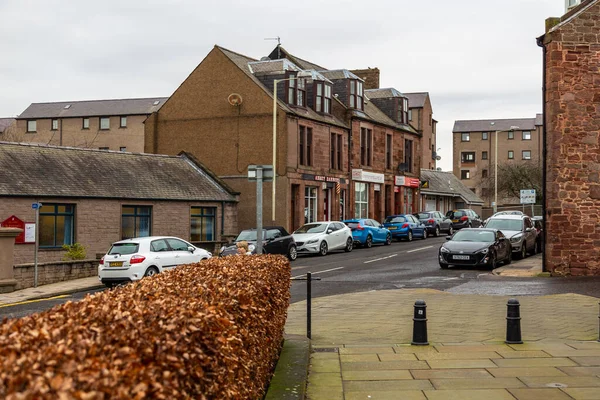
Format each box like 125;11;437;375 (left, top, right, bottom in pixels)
227;93;243;106
436;155;442;161
260;56;271;61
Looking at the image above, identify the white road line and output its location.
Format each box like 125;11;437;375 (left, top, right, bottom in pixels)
292;266;344;279
406;246;434;253
364;254;398;264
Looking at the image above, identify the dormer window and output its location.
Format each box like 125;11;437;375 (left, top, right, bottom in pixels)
315;81;332;114
397;98;409;124
286;73;306;107
349;80;363;110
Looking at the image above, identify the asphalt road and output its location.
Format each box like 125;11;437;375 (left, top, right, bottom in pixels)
2;236;600;319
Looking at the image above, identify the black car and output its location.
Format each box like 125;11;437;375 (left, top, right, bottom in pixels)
445;209;483;230
438;228;511;269
414;211;454;237
219;226;297;260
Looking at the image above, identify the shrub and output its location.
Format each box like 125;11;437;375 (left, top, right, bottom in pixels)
0;255;291;399
61;243;87;261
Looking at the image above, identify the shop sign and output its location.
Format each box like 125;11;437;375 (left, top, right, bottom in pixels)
394;176;420;188
302;174;344;184
374;184;381;191
352;169;385;184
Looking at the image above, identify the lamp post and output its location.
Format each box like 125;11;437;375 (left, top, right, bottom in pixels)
490;123;519;213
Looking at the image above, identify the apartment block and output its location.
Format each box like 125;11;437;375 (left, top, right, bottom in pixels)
405;93;437;170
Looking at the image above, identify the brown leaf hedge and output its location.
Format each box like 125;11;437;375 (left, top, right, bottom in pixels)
0;255;291;399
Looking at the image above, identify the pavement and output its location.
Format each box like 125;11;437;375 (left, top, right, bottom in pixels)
3;255;600;400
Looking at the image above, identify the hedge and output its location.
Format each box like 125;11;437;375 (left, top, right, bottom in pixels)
0;254;291;399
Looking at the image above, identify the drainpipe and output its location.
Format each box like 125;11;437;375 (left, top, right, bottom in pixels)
536;35;547;273
221;201;225;236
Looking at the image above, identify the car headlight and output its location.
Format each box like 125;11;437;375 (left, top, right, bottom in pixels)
307;239;319;244
510;234;523;243
248;244;256;252
476;248;489;254
440;246;450;253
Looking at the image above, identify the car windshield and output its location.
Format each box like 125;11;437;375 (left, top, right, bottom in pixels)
384;216;406;223
416;213;431;219
494;211;523;216
447;211;465;218
345;222;360;229
452;230;495;242
485;219;523;231
236;230;265;242
295;223;328;234
108;243;139;255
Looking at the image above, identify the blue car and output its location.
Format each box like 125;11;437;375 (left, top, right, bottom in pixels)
382;214;427;242
343;219;392;248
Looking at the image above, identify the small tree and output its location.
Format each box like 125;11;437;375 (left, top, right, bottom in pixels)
62;243;87;261
479;159;542;204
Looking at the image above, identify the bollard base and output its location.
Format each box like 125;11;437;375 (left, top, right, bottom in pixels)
411;341;429;346
505;340;523;344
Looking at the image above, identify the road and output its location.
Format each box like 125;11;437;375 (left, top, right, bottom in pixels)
2;236;600;319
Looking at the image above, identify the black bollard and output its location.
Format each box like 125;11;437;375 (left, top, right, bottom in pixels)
411;300;429;345
506;298;523;344
307;272;312;339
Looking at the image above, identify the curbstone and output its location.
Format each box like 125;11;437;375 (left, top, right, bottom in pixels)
265;334;310;400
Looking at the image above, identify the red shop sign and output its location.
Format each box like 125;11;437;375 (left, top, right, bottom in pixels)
1;215;26;244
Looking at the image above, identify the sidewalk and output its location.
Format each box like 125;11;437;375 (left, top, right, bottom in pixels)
284;254;600;399
0;276;103;306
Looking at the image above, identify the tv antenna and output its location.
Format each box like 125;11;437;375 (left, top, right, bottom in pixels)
264;36;281;45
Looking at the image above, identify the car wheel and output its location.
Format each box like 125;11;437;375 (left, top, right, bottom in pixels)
288;245;297;261
468;223;472;228
439;262;449;269
384;233;392;245
319;241;328;256
530;241;537;256
366;235;373;248
345;237;353;252
448;226;454;235
104;282;115;289
519;244;527;260
489;253;497;270
421;230;427;240
407;230;413;242
434;226;440;237
504;250;512;265
144;266;159;277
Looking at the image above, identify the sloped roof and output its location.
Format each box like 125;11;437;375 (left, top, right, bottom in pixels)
352;102;418;135
248;59;302;74
547;0;598;35
17;98;168;119
453;117;538;133
420;169;484;205
0;142;238;201
404;92;429;108
320;70;363;81
365;88;405;99
0;118;15;133
267;46;327;71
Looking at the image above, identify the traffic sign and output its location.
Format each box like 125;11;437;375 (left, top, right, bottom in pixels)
520;189;536;204
31;202;42;210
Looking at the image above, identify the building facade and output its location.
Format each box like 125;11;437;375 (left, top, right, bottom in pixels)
13;98;167;153
0;142;239;264
452;116;543;206
405;93;438;170
539;0;600;276
419;169;484;215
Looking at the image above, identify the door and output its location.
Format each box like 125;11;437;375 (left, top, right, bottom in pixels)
265;228;285;255
374;189;381;222
150;238;176;270
166;238;198;266
324;188;331;221
370;219;386;242
291;184;300;232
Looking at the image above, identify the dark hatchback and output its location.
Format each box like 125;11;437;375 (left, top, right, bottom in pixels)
438;228;512;270
219;226;297;260
445;209;483;230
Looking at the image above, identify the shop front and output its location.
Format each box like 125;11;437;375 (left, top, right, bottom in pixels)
394;176;420;214
351;169;385;220
290;174;347;231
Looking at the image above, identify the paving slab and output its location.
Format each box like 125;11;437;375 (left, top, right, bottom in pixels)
343;379;433;391
411;368;494;380
562;387;600;399
519;376;600;388
496;350;551;358
415;351;501;360
341;360;430;371
558;366;600;376
423;389;515;400
431;377;524;389
344;390;427;400
341;370;413;381
488;367;568;378
492;358;578;368
507;388;573;400
427;359;498;369
569;357;600;366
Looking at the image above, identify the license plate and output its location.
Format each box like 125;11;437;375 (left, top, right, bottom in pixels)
452;219;459;223
110;261;124;267
453;255;470;260
387;226;397;230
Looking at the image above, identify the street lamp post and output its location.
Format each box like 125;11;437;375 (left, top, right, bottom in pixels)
490;123;519;213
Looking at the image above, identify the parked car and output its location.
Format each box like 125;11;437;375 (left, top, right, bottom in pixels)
483;210;524;225
438;228;512;269
445;209;483;230
414;211;454;237
483;215;537;259
219;226;297;260
382;214;427;241
292;221;353;256
98;236;212;287
343;218;391;247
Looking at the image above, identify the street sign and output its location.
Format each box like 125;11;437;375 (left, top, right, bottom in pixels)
248;165;274;182
520;189;536;204
31;202;42;209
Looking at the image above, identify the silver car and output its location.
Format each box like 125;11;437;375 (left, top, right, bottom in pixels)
483;215;537;259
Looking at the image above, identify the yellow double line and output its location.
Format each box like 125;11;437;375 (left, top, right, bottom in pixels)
0;295;69;309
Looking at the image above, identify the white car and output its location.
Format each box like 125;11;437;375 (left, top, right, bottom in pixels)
292;221;353;256
98;236;212;287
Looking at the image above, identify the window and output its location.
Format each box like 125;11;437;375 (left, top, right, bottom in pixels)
522;150;532;160
482;132;488;140
299;126;313;166
99;147;109;150
522;131;531;140
508;131;514;140
482;151;488;160
360;128;372;166
120;116;127;128
461;152;475;163
27;120;36;133
354;182;369;218
461;170;470;179
51;119;58;131
190;207;215;241
82;118;90;129
404;139;413;173
305;186;317;223
385;134;392;169
330;132;343;170
461;133;470;142
315;82;332;114
296;78;306;106
286;74;306;107
349;80;364;110
39;204;74;248
100;117;110;130
408;109;412;121
508;150;514;159
482;169;488;178
397;98;408;124
121;206;151;239
120;147;126;152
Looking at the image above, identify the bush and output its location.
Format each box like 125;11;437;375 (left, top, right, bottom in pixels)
0;255;291;399
61;243;87;261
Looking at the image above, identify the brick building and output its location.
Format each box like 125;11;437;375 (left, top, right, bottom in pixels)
0;142;239;264
12;98;167;153
452;116;543;206
538;0;600;275
145;45;422;232
405;93;438;170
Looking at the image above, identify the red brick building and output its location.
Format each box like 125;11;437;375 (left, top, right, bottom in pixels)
539;0;600;275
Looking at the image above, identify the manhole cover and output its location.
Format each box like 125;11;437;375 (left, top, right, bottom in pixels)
313;347;338;353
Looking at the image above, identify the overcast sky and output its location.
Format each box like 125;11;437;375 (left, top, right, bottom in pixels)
1;0;565;171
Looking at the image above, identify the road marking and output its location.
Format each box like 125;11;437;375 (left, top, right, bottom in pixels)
292;266;344;279
0;295;70;308
364;254;398;264
407;246;434;253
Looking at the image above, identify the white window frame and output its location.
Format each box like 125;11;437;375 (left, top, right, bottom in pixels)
51;119;58;130
100;117;110;130
354;182;369;219
27;120;37;133
461;133;470;142
305;186;318;224
522;150;532;160
508;150;514;159
522;131;531;140
120;116;127;128
82;118;90;129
